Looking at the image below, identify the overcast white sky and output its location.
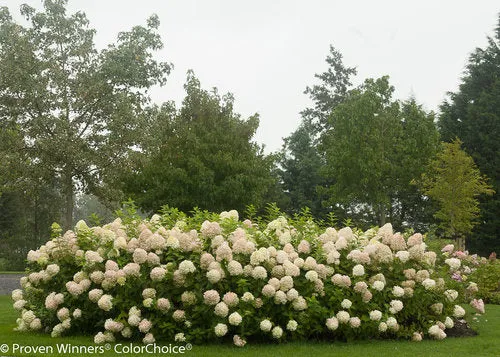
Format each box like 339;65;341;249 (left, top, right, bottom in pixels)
4;1;500;152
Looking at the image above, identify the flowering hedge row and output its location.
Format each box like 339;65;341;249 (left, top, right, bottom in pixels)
12;210;484;346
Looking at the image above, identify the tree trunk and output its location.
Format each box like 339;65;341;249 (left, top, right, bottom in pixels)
34;194;39;246
378;205;386;226
455;236;466;252
63;172;74;230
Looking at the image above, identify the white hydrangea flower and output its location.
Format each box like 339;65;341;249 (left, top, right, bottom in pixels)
352;264;365;276
11;289;23;302
422;278;436;290
445;258;461;271
272;326;283;339
241;292;254;302
73;309;82;318
286;288;299;301
336;311;350;324
178;260;196;274
260;319;272;332
305;270;318;282
228;312;242;326
227;260;243;276
341;299;352;309
286;320;298;331
395;250;410;263
280;276;294;291
142;288;156;299
444;289;459;302
372;280;385;291
428;324;446;340
143;333;155;344
349;317;361;328
392;286;405;297
252;266;268;280
174;333;186;342
207;269;222;284
453;305;466;318
326;317;339;330
94;332;106;344
370;310;382;321
97;294;113;311
214;302;229;317
214;323;228;337
386;317;398;330
389;300;404;314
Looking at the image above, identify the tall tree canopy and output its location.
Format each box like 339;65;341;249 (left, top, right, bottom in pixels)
279;119;325;217
0;0;171;228
438;15;500;255
302;45;358;129
279;45;356;218
320;76;439;228
121;71;276;214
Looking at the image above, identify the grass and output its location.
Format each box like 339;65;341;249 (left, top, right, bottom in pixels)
1;295;499;357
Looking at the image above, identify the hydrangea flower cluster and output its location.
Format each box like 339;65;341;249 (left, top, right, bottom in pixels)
13;211;484;346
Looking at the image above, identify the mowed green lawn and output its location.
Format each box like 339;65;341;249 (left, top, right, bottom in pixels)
0;295;498;357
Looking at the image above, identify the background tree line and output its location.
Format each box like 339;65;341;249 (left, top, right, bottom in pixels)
0;1;498;269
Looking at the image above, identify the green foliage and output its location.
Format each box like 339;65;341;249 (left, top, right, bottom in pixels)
420;139;494;242
469;260;500;304
279;120;328;218
319;77;439;229
114;199;143;223
74;194;115;226
263;202;283;222
438;15;500;255
424;238;455;255
279;45;356;219
302;45;358;128
121;72;276;214
0;187;61;270
50;223;62;239
0;0;171;229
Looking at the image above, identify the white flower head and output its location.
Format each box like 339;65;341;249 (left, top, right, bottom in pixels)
392;286;405;297
228;312;242;326
372;280;385;291
370;310;382;321
453;305;466;318
214;323;228;337
341;299;352;309
272;326;283;339
260;319;272;332
287;320;298;331
352;264;365;277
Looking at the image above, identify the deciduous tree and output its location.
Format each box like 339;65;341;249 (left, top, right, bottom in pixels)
279;45;356;218
122;72;276;213
0;0;171;228
320;77;439;228
420;139;494;250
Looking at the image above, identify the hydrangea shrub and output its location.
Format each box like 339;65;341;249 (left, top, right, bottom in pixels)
12;210;484;346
